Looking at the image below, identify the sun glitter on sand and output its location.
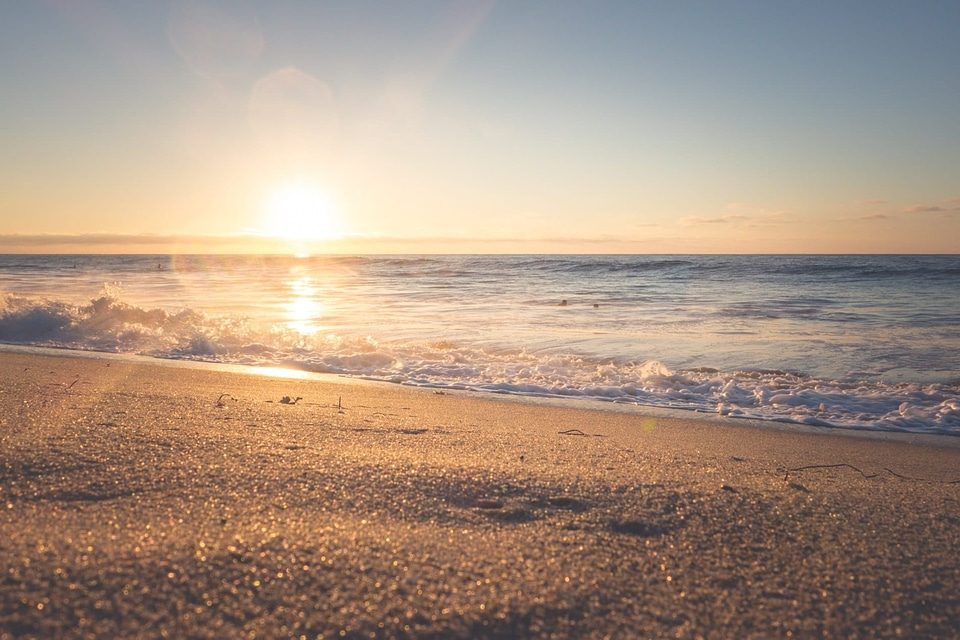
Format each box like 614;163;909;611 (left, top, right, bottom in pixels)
2;350;960;638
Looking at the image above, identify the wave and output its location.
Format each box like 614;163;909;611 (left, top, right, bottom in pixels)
512;256;695;276
2;289;957;436
501;255;960;282
739;256;960;280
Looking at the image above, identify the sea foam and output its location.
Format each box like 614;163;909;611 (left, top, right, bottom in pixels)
2;289;958;434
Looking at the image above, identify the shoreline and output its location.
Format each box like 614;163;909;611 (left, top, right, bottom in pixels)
2;349;960;638
3;343;957;449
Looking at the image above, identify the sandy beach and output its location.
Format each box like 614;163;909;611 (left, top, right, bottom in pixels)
2;350;959;639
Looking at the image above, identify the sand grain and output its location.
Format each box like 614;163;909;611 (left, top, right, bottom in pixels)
2;351;959;638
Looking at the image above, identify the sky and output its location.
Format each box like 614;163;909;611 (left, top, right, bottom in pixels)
2;0;959;254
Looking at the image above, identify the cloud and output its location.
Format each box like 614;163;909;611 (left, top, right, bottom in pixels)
717;203;798;226
895;199;960;218
0;232;670;255
905;204;943;213
682;205;798;228
855;199;886;207
0;233;256;247
841;199;960;221
681;215;749;226
0;233;277;254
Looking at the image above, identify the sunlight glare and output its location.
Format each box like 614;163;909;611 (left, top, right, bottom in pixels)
264;184;341;242
285;276;323;335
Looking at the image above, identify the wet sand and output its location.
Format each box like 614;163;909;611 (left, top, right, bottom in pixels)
2;350;959;639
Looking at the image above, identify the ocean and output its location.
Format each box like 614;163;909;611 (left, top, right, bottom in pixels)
1;254;958;435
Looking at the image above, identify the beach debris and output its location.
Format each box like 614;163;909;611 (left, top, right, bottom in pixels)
337;396;344;413
557;428;607;437
279;396;303;405
780;463;960;485
558;299;568;306
721;484;737;493
593;303;599;308
216;393;237;408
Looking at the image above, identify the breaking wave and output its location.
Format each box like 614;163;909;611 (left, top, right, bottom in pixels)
2;288;958;435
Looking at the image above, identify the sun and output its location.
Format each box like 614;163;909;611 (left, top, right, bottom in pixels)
263;184;341;242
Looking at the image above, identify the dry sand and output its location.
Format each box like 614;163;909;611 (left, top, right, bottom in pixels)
1;350;959;639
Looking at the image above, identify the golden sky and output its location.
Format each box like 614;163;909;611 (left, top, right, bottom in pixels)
2;1;959;253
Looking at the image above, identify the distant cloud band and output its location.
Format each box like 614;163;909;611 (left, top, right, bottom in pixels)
0;233;255;246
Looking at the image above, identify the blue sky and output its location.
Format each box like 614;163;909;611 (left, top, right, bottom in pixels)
2;0;959;253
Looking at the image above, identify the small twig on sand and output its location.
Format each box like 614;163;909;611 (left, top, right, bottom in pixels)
337;396;344;414
558;428;608;437
216;393;237;408
781;463;960;485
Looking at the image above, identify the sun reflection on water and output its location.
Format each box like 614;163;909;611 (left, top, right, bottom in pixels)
284;276;323;335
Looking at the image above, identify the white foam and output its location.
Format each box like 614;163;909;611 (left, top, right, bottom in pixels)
1;290;958;435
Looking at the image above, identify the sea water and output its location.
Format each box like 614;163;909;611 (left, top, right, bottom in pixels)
1;254;958;434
